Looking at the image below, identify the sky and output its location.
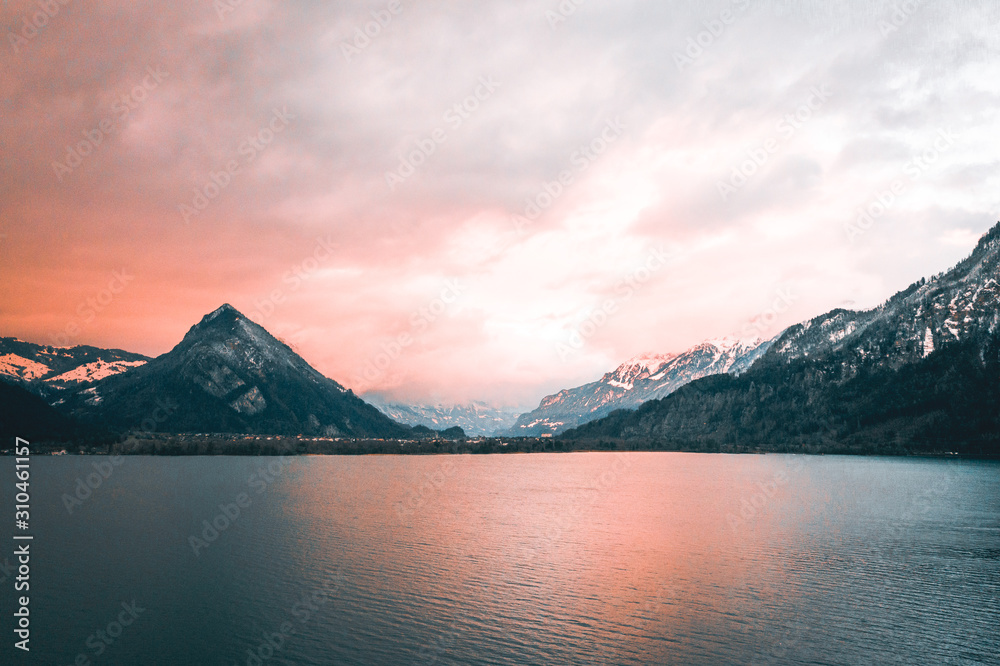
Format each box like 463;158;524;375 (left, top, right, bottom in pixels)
1;0;999;409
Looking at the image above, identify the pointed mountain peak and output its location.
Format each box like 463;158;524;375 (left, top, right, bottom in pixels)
67;305;409;439
204;303;243;320
181;304;270;347
189;304;252;331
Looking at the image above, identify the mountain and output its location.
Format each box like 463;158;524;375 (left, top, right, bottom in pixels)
565;223;1000;455
767;239;999;369
0;380;98;445
60;304;411;438
0;337;149;394
508;336;772;436
363;397;521;437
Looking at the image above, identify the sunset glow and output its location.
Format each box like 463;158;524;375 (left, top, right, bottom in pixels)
2;1;998;408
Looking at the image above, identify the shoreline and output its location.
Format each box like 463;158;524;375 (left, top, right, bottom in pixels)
2;443;997;461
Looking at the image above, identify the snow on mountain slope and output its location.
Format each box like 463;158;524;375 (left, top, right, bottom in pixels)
766;223;1000;371
0;337;150;393
45;359;147;387
509;336;773;436
365;398;521;437
565;222;1000;452
0;354;51;381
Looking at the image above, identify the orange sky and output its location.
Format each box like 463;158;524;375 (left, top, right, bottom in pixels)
2;1;998;407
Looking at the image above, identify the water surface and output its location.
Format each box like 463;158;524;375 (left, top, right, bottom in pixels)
1;453;997;664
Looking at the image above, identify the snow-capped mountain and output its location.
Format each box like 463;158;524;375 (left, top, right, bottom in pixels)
45;359;148;389
0;337;149;393
509;336;773;436
61;304;412;437
567;222;1000;454
767;223;1000;370
364;397;521;437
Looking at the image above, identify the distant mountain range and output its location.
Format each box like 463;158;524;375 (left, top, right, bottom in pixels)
0;338;149;393
507;337;772;436
566;222;1000;455
363;397;520;437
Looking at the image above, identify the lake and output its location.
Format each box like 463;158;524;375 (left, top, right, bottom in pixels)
2;453;997;664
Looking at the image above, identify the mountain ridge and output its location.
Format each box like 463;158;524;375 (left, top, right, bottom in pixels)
0;337;150;394
763;224;999;368
508;336;772;436
564;222;1000;454
363;396;521;437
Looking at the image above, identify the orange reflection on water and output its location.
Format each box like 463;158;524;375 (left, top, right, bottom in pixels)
274;452;820;662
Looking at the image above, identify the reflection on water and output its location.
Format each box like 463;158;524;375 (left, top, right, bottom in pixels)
2;453;997;664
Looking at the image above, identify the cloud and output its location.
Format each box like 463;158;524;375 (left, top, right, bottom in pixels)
1;0;999;407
